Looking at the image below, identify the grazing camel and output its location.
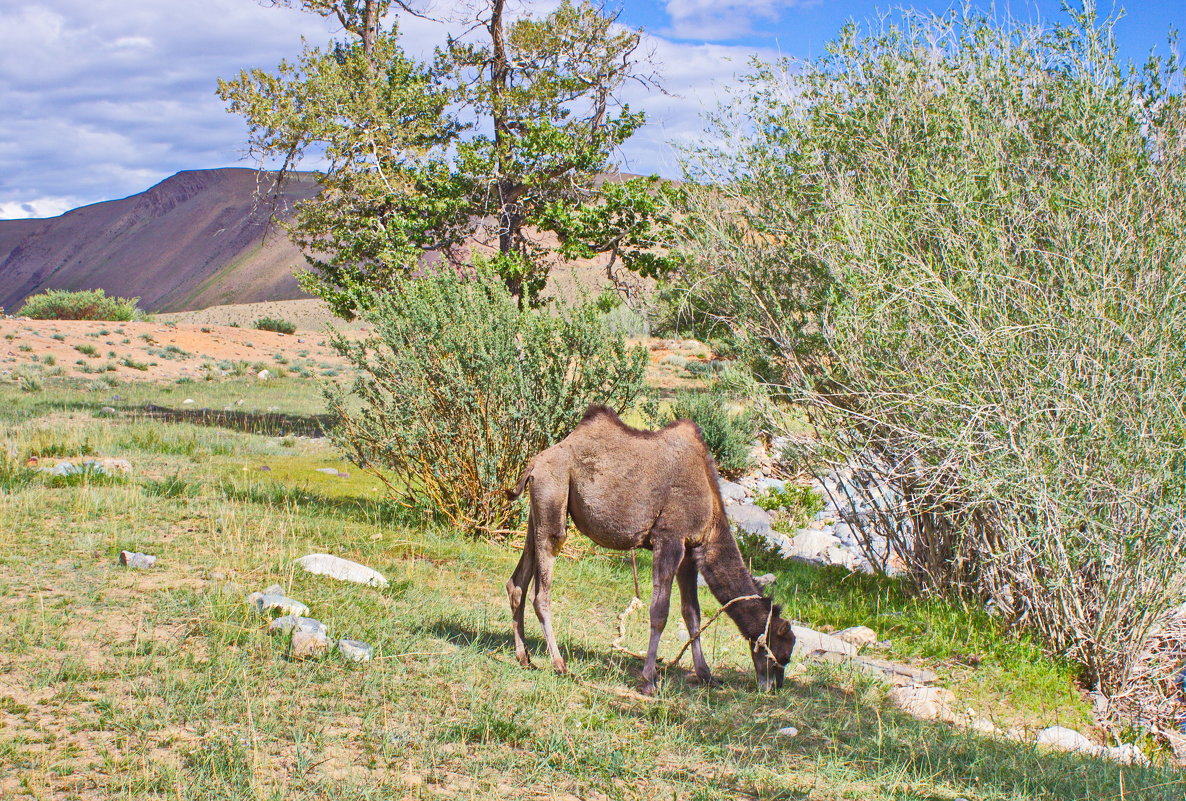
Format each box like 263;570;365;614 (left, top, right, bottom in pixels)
505;405;795;694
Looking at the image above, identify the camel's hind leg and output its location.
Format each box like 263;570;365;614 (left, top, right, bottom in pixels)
530;486;569;674
506;510;537;667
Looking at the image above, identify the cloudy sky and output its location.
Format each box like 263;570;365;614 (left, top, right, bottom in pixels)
2;0;1183;219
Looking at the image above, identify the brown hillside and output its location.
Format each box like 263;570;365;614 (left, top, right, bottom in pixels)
0;168;319;313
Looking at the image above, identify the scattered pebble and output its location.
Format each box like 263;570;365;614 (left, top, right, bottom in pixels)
834;626;878;648
315;467;339;475
182;398;195;405
296;553;388;588
268;615;327;637
119;550;156;569
257;369;270;381
291;628;329;658
246;591;309;617
337;639;374;662
776;726;799;738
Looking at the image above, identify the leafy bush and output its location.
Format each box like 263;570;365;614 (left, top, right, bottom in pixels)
329;268;647;533
18;289;142;321
755;484;825;529
664;390;756;476
667;7;1186;699
253;317;296;335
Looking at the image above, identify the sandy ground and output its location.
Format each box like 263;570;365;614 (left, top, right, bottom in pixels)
3;298;711;389
156;298;365;331
0;316;349;383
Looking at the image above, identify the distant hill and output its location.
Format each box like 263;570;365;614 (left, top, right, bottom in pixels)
0;168;319;313
0;168;654;314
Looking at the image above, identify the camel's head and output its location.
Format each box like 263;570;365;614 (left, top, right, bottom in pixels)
750;605;795;691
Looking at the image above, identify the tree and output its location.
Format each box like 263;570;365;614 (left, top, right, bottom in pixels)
667;5;1186;704
218;0;672;314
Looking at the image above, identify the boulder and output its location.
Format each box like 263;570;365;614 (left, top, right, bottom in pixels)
1035;726;1102;757
1106;744;1149;766
257;369;271;381
296;553;389;588
791;625;857;658
834;626;878;648
717;479;748;503
726;504;773;537
753;573;777;589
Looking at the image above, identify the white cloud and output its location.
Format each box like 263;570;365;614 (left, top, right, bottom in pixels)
664;0;818;41
0;0;773;219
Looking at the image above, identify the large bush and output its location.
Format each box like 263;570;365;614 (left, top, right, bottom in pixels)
665;390;756;476
329;268;647;533
18;288;142;321
667;7;1186;699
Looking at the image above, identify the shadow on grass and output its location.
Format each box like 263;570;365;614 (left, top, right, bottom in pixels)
218;479;426;529
420;614;1184;801
137;404;333;437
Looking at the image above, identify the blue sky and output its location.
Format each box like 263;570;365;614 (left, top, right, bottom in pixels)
1;1;1183;219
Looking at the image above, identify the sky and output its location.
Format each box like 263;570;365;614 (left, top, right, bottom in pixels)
1;0;1183;219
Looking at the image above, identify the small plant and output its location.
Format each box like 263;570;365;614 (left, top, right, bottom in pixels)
43;355;56;366
18;344;32;353
139;334;155;344
74;344;99;358
664;390;757;476
120;357;149;371
16;371;42;393
253;317;296;335
50;333;65;341
18;289;142;321
200;327;212;333
755;484;825;529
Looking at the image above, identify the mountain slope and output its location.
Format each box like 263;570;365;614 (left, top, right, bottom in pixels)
0;168;319;313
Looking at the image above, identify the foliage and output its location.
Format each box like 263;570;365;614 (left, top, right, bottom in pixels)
328;267;647;532
755;484;825;529
219;0;676;313
18;289;142;321
253;317;296;335
666;5;1186;698
664;390;756;476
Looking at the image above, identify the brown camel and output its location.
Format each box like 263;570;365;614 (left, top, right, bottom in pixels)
505;405;795;694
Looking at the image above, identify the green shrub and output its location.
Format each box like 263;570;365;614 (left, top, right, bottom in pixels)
664;390;756;476
74;344;98;358
253;317;296;335
18;289;142;321
330;267;647;533
668;7;1186;700
755;484;825;529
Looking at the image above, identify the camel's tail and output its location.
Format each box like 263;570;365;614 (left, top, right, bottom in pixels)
506;460;535;501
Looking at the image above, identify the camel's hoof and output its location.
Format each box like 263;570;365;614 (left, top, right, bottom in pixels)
692;673;722;688
638;682;656;697
517;654;534;669
552;659;569;674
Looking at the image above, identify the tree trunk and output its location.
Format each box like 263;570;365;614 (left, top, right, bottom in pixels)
487;0;522;301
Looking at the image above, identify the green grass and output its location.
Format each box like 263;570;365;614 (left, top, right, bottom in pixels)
0;385;1180;799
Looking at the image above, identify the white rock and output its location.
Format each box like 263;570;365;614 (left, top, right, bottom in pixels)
1035;726;1103;757
788;529;839;558
717;479;748;503
970;717;999;735
119;550;156;569
337;639;374;662
296;553;389;588
1106;744;1149;765
182;398;194;405
753;573;776;589
292;628;329;658
257;369;271;381
246;591;309;617
887;685;956;722
834;626;878;648
791;625;857;658
776;726;798;738
267;616;326;637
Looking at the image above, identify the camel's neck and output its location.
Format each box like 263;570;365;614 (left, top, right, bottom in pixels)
697;516;771;641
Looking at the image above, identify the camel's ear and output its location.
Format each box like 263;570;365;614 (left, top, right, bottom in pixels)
775;619;791;637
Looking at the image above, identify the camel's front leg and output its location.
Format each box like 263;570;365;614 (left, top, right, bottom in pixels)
641;538;685;695
676;549;718;686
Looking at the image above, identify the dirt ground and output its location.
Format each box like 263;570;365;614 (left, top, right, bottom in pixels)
0;315;349;383
2;299;713;389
